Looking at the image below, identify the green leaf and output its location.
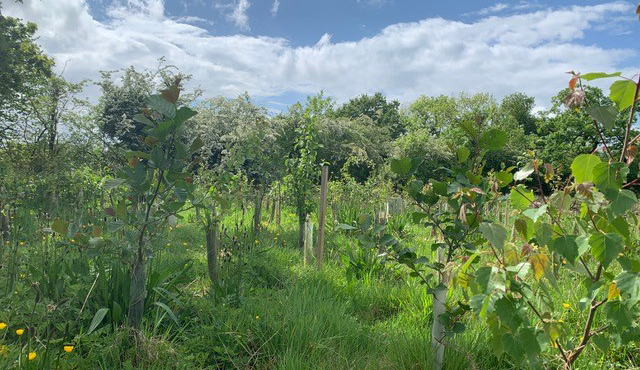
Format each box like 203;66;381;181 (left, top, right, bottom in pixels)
475;267;506;294
605;300;633;329
614;272;640;306
479;129;507;150
586;105;618;131
457;147;470;163
589;232;623;269
147;94;176;118
87;308;109;335
593;162;628;191
153;301;181;326
591;335;610;352
390;158;412;176
534;222;553;247
523;205;547;222
604;189;636;218
51;219;68;235
513;163;534;182
550;236;579;264
174;106;197;123
189;135;204;153
495;297;522;331
495;171;513;187
510;185;534;210
479;222;507;251
580;72;621;81
570;154;602;183
610;80;638;112
103;178;126;190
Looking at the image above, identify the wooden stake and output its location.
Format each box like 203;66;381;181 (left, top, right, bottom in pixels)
316;165;328;269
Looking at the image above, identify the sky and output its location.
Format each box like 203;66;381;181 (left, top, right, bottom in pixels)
2;0;639;112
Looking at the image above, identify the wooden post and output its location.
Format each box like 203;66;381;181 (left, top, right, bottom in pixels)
316;165;328;270
303;214;313;266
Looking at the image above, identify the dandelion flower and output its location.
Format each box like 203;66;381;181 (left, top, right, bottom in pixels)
16;329;24;336
562;303;570;309
255;315;260;319
0;323;6;330
63;345;74;353
28;352;36;360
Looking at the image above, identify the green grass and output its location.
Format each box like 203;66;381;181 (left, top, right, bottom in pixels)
1;206;639;369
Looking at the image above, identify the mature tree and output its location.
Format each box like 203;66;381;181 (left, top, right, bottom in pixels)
334;92;404;139
0;14;53;140
96;62;195;151
192;93;284;231
402;95;458;135
501;92;537;135
535;86;632;179
398;92;528;181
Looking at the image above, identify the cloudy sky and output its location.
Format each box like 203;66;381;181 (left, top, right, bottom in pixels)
3;0;639;111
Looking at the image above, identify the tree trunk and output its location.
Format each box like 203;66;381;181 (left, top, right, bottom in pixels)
297;212;305;252
431;247;450;370
253;190;263;234
127;255;146;328
205;205;220;285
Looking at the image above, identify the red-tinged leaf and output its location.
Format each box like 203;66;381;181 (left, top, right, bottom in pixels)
161;84;180;103
569;76;578;90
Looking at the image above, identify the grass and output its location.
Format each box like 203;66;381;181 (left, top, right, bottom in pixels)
1;205;639;369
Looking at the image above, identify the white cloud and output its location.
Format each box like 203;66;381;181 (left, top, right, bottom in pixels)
271;0;279;16
230;0;250;30
467;1;543;17
4;0;638;108
356;0;389;7
478;3;509;15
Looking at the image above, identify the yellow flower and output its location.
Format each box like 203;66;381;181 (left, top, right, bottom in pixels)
19;241;24;246
562;303;570;309
0;322;6;330
63;345;74;353
16;329;24;336
255;315;260;319
28;352;36;360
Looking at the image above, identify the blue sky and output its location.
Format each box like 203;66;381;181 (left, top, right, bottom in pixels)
4;0;640;111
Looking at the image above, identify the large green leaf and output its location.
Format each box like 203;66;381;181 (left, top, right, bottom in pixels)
593;162;628;191
589;232;623;268
147;94;176;118
610;80;638;112
510;185;534;210
87;308;109;335
479;129;507;150
534;222;553;247
586;105;618;131
570;154;602;183
615;272;640;307
523;205;547;222
475;267;505;294
390;158;412;176
605;300;634;329
604;189;637;218
550;236;579;265
513;163;534;182
479;222;507;251
580;72;621;81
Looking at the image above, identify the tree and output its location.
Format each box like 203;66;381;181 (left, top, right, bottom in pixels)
334;92;404;139
96;62;196;151
500;92;537;135
0;14;53;140
535;86;630;180
282;93;330;251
